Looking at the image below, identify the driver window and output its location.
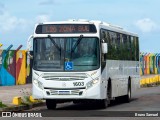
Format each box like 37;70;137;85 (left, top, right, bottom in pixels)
78;39;96;57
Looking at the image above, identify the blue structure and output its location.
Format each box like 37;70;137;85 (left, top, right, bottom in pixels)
140;52;144;75
0;45;15;86
0;50;2;85
156;53;160;74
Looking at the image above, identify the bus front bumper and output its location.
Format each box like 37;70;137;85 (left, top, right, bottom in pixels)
32;82;103;100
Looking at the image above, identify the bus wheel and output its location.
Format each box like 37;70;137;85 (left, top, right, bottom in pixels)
73;100;80;104
46;99;57;110
99;99;108;109
124;83;131;103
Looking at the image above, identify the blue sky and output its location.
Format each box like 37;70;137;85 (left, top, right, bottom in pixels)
0;0;160;53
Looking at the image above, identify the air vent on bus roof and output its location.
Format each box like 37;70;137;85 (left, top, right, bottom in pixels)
78;19;89;22
108;24;123;30
68;19;76;21
90;20;103;24
101;22;123;30
68;19;89;22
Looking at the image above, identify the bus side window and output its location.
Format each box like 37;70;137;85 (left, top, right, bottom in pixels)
122;34;127;60
129;36;132;60
135;37;139;61
119;34;123;60
100;30;108;61
131;36;135;60
117;33;121;52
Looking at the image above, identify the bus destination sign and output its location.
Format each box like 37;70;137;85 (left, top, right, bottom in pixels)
35;24;97;34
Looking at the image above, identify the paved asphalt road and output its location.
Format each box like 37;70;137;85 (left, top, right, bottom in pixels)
1;86;159;120
24;86;160;118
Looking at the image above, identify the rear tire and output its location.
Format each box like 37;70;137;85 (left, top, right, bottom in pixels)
73;100;80;104
124;82;131;103
46;99;57;110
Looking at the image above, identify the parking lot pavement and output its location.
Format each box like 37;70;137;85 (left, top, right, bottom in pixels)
0;84;46;112
0;84;32;106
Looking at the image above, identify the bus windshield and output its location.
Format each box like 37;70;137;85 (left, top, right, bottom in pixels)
33;37;100;71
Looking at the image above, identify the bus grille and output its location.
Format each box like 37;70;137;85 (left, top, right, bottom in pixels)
42;73;87;81
47;90;83;95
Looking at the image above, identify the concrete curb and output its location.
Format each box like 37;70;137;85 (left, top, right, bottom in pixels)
0;102;45;112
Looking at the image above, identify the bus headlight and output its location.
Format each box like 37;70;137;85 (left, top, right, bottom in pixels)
86;77;99;89
33;78;44;90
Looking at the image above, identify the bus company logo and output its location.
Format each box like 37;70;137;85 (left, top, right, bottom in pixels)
62;82;66;87
2;112;11;117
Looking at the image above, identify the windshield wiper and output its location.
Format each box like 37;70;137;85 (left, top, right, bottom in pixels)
48;35;61;51
71;35;83;54
70;35;83;59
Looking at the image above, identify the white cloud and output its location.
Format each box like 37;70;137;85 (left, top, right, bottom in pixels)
0;2;5;15
38;0;78;6
135;18;157;33
0;12;29;32
39;0;55;5
0;12;50;33
36;15;50;23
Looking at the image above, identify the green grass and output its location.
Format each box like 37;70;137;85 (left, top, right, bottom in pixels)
0;101;7;108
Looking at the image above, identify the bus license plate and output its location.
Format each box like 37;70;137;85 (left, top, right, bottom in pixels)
59;91;70;95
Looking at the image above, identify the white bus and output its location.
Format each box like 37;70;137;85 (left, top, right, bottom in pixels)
27;19;140;109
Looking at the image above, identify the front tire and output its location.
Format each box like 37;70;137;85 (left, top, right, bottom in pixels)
99;99;108;109
46;99;57;110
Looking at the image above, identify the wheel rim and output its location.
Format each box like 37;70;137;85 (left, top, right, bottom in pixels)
128;88;131;99
102;99;108;108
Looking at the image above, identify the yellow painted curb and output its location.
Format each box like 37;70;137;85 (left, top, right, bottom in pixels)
140;75;160;87
146;78;150;84
29;96;39;103
12;97;22;105
140;79;146;86
149;78;152;84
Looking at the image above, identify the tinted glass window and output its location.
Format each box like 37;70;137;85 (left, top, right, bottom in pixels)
100;29;139;61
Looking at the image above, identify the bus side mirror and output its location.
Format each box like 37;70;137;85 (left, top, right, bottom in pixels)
27;51;33;59
27;35;33;59
102;43;108;54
